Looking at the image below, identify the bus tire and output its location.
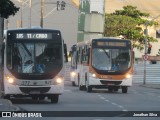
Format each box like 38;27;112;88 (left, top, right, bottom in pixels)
122;86;128;93
108;87;113;92
79;85;83;91
4;95;10;99
51;94;59;103
72;81;76;86
87;86;92;93
114;87;119;92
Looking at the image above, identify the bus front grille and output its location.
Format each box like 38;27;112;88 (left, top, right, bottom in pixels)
19;87;51;94
100;80;122;85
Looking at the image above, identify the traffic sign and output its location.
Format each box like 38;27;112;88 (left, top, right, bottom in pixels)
143;54;149;61
142;55;160;61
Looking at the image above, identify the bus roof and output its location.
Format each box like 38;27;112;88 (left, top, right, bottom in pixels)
77;37;130;46
6;28;61;32
93;37;130;41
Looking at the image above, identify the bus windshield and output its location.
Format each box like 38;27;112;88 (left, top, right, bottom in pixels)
92;48;131;72
7;42;62;74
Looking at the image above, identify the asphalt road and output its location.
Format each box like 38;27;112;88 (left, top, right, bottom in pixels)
4;80;159;120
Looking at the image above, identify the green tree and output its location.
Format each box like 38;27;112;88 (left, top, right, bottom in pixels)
104;5;158;50
0;0;19;36
0;0;19;96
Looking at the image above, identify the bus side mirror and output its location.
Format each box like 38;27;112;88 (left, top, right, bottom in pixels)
64;43;68;62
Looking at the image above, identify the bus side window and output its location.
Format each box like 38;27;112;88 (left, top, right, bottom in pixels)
78;47;82;64
82;46;89;63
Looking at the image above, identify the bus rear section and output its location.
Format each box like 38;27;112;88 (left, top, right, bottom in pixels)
1;28;67;103
78;38;134;93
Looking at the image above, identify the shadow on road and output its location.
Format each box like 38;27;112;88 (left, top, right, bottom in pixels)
9;97;51;104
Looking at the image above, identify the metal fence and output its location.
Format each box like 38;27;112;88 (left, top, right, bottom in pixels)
64;62;71;81
65;63;160;84
133;64;160;84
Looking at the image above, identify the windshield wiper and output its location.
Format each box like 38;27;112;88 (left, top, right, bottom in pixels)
21;43;32;56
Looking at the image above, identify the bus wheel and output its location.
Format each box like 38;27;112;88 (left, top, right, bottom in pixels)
122;86;128;93
72;81;76;86
79;85;83;91
51;94;59;103
87;86;92;93
108;87;113;92
4;95;10;99
114;87;119;92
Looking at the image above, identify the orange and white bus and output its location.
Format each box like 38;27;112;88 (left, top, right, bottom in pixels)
74;37;134;93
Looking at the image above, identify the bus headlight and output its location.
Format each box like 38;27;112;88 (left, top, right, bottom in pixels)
89;72;97;78
6;76;15;84
70;71;76;77
126;74;131;79
56;77;63;84
92;73;96;78
53;77;63;84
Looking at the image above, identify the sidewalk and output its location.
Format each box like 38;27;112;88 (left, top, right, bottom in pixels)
140;84;160;89
0;99;21;111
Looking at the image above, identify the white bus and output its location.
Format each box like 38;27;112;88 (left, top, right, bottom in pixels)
70;44;78;86
1;28;68;103
73;37;134;93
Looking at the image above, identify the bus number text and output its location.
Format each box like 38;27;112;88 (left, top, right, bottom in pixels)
21;81;30;86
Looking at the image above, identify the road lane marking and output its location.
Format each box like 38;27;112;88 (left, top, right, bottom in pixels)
118;105;124;108
97;94;101;97
122;109;128;112
105;99;109;102
111;102;117;106
64;90;71;92
100;97;105;100
98;95;129;112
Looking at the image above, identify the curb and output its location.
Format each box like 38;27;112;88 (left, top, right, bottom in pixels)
140;85;160;89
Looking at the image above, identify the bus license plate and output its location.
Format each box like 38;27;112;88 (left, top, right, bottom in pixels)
18;80;51;86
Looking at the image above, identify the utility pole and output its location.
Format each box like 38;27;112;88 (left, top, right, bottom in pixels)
20;0;23;28
103;0;106;37
29;0;32;28
143;14;160;85
40;0;44;28
40;1;66;28
143;24;148;85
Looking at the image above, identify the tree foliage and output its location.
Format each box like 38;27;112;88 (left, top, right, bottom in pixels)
0;0;19;18
104;5;158;50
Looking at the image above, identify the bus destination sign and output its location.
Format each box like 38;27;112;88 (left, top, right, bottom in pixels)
15;33;52;39
96;41;127;47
